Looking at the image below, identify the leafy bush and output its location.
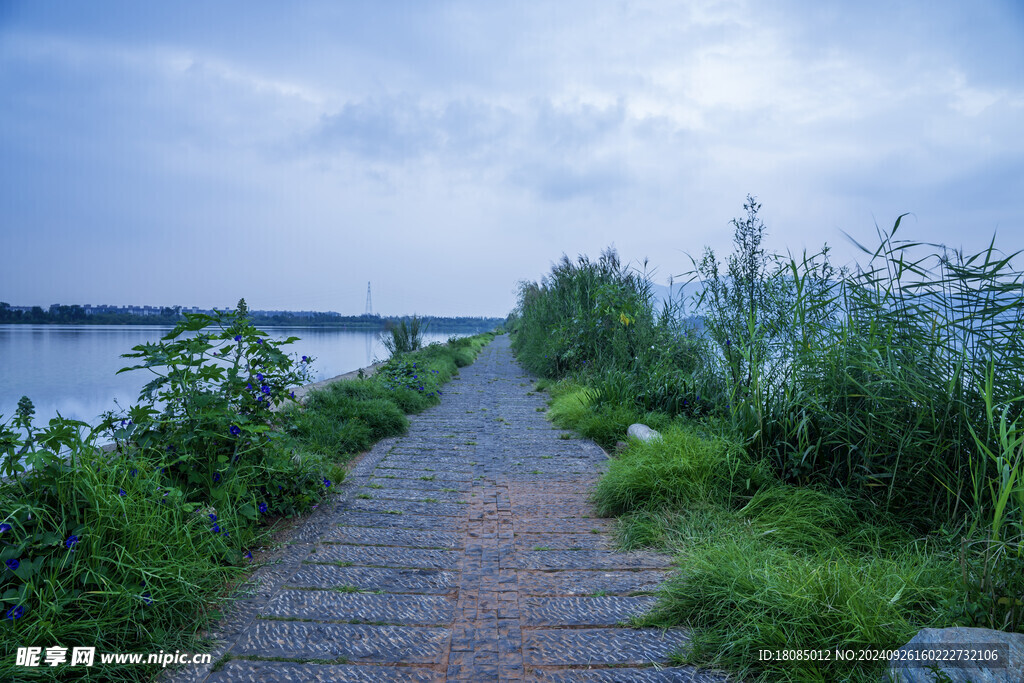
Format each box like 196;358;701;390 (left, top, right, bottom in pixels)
0;303;339;680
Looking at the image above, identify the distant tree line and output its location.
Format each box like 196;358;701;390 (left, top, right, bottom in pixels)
0;303;187;325
0;303;502;330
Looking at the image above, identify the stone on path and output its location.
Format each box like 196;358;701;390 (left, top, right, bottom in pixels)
169;336;731;683
627;423;662;443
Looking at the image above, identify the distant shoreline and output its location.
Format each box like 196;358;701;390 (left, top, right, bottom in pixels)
0;318;504;330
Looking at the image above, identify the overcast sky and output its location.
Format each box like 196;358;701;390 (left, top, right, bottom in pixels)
1;1;1022;317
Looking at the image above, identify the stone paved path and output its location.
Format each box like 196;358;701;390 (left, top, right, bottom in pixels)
176;336;732;682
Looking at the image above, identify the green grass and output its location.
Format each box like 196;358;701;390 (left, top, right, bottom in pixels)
593;425;757;515
507;213;1024;680
641;531;958;682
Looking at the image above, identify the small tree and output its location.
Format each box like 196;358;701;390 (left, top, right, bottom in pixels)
691;195;791;393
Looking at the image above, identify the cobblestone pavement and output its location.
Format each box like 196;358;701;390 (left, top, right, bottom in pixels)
175;336;732;682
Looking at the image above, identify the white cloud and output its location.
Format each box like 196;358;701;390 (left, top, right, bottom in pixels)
2;1;1023;314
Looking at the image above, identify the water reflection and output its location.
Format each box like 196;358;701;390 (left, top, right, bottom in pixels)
0;325;477;426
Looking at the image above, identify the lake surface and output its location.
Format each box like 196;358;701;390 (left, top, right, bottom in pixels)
0;325;487;428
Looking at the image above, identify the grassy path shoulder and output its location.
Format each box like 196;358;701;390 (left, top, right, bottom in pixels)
540;378;962;683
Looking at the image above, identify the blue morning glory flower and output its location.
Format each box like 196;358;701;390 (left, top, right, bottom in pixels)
323;478;331;488
230;425;241;436
119;488;127;497
301;356;308;362
5;559;19;570
234;335;242;342
256;373;264;382
208;513;217;522
256;339;263;344
261;385;271;394
213;472;221;483
258;502;268;514
212;523;221;533
6;605;24;620
65;535;79;549
0;523;10;534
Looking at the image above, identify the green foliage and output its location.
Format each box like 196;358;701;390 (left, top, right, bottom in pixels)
593;426;755;516
641;536;959;683
382;316;426;357
0;312;497;680
512;196;1024;676
511;249;700;391
543;382;654;450
303;391;408;442
0;412;243;681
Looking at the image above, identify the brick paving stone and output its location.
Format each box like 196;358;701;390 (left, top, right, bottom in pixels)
316;526;462;548
522;628;691;666
231;620;449;662
358;487;469;503
168;336;731;683
529;669;734;682
514;532;612;550
347;499;468;517
511;504;602;517
512;518;613;533
287;565;459;594
208;662;442;682
369;469;474;482
367;477;473;492
519;596;658;626
312;544;460;570
332;510;464;531
262;590;455;625
381;456;477;467
516;570;668;596
516;550;673;571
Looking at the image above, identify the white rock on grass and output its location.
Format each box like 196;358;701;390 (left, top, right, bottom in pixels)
626;423;662;443
886;627;1024;683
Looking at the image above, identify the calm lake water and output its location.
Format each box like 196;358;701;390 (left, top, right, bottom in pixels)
0;324;486;428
